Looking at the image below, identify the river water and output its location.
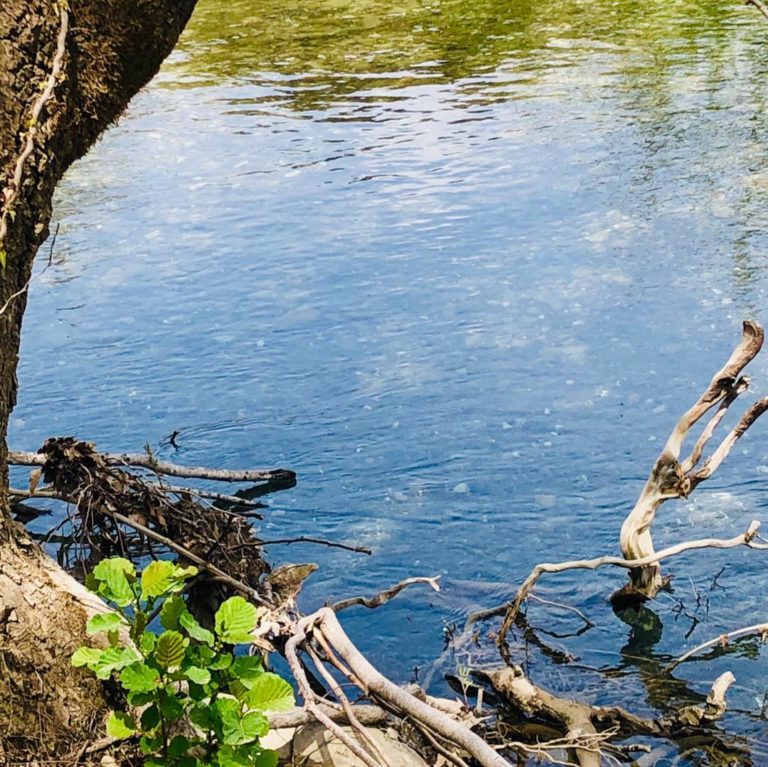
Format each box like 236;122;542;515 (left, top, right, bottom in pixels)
12;1;768;761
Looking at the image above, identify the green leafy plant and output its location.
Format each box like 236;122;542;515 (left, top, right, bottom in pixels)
72;557;294;767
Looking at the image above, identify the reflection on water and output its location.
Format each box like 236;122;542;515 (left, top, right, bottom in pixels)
13;0;768;760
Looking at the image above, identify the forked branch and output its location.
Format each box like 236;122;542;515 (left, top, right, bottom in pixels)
619;321;767;600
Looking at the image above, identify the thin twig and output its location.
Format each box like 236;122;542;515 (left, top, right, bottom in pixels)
0;225;58;316
664;623;768;673
257;536;371;555
305;643;390;765
285;615;385;767
161;484;265;509
499;521;766;647
332;576;441;612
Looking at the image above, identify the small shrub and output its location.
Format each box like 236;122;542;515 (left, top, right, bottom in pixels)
72;557;294;767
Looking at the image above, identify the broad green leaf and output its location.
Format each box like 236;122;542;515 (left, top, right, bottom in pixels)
140;704;161;731
230;655;263;688
214;697;268;746
141;560;176;598
189;701;214;730
133;610;148;639
139;734;163;754
158;691;185;721
93;557;135;582
215;597;258;644
225;710;269;746
180;611;215;646
71;646;103;668
93;646;142;680
140;631;157;655
84;572;99;593
107;629;120;647
127;690;154;707
187;681;206;701
160;595;186;630
228;679;249;702
168;735;192;758
86;612;125;636
106;711;136;739
174;564;199;581
253;750;279;767
183;665;211;686
156;630;188;669
208;652;232;670
244;673;295;712
217;745;254;767
93;558;135;606
120;662;161;693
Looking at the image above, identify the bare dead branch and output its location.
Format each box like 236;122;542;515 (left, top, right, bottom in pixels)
106;509;271;606
285;615;386;767
499;521;766;648
687;397;768;490
8;449;294;484
665;624;768;673
475;667;603;767
479;665;735;763
161;484;265;510
619;321;767;598
746;0;768;21
311;607;514;767
267;704;388;729
680;379;747;473
332;576;441;612
305;642;390;765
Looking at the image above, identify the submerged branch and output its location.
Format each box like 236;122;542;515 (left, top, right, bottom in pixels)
498;521;766;649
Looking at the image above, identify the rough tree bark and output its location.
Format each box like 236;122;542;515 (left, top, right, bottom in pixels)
0;1;196;759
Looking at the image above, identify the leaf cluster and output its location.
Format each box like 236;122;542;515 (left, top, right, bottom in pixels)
72;558;294;767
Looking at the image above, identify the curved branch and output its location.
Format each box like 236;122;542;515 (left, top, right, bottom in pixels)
499;521;766;647
332;576;441;612
313;607;513;767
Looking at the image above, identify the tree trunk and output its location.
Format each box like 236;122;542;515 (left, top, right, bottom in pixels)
0;0;196;759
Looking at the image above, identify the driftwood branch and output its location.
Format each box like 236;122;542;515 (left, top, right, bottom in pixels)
618;321;768;601
498;521;766;648
285;615;386;767
478;666;736;766
665;624;768;673
332;576;441;612
8;449;294;484
308;607;513;767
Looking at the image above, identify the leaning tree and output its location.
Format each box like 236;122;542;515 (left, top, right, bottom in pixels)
0;1;196;760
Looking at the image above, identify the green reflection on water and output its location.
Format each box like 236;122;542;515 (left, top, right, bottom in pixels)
168;0;752;101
